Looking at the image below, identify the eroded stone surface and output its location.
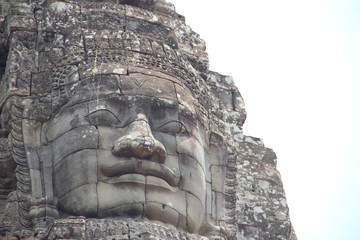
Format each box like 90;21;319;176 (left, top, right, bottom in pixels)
0;0;296;239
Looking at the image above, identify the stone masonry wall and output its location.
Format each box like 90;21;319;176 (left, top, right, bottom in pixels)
0;0;296;239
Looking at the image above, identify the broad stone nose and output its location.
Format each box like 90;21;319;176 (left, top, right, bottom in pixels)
111;113;166;163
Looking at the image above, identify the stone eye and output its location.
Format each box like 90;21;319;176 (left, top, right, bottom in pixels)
156;121;187;134
86;108;120;126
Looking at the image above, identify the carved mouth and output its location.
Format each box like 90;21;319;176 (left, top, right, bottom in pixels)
101;160;180;187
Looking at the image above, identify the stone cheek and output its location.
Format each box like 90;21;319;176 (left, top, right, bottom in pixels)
58;184;98;218
42;103;89;143
46;125;99;166
153;132;177;156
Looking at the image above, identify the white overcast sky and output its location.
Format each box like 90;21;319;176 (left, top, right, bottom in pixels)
170;1;360;239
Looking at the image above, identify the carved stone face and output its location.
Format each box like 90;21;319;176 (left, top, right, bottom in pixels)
40;72;207;233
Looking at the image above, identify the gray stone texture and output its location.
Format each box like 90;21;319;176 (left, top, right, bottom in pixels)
0;0;296;239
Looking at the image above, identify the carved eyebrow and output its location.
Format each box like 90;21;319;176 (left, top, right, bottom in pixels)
87;105;122;124
88;108;119;118
178;103;197;116
89;104;108;113
150;99;178;109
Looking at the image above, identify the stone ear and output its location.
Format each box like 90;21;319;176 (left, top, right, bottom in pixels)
0;136;16;197
0;129;9;138
0;133;18;232
205;133;228;223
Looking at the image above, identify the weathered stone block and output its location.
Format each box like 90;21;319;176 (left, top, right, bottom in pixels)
121;73;177;100
97;182;145;217
46;125;98;165
58;183;98;217
54;149;97;198
178;153;205;203
145;182;186;216
210;165;227;193
144;202;180;228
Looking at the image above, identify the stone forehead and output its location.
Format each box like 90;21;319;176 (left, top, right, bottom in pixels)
51;70;202;113
48;71;209;133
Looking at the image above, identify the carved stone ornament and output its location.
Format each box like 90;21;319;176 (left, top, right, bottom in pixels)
0;0;296;239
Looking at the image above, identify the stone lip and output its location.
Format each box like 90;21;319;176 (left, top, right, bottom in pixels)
101;159;180;187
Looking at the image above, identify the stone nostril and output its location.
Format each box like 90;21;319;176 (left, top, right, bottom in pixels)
131;137;154;158
112;135;166;163
112;136;132;156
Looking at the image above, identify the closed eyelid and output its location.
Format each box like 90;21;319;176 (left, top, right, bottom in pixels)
156;121;187;134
